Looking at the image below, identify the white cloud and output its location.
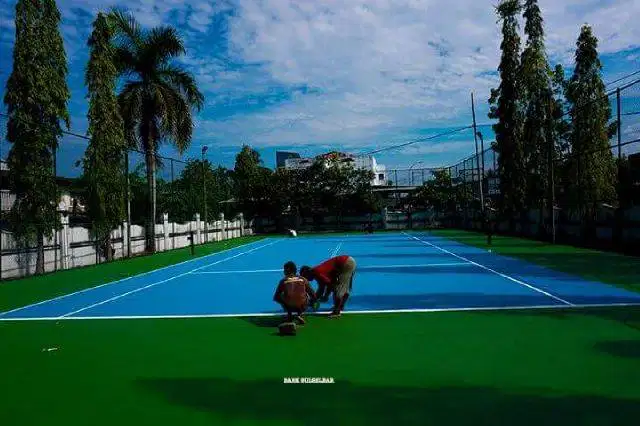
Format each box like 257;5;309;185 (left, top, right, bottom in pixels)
2;0;638;166
196;0;638;161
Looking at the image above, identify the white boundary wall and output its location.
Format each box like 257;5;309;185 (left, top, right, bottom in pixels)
0;213;251;280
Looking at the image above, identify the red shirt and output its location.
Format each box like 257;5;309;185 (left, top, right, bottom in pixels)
312;255;350;287
274;275;315;308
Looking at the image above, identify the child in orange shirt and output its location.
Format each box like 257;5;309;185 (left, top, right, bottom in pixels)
273;261;317;324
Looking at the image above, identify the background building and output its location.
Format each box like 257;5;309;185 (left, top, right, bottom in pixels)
354;155;387;186
283;156;315;170
282;151;387;186
275;151;301;168
0;160;85;214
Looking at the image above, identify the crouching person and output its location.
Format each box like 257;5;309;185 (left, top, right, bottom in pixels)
273;261;317;324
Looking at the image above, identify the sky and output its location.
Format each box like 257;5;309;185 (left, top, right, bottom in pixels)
0;0;639;178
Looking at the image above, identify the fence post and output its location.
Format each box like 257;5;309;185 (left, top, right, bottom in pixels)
60;213;70;270
220;213;226;240
239;213;244;237
163;213;169;251
195;213;201;245
382;207;388;230
122;221;129;257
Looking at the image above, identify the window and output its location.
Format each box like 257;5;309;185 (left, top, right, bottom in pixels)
378;174;385;180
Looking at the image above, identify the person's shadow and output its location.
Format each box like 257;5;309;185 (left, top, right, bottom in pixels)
243;316;283;328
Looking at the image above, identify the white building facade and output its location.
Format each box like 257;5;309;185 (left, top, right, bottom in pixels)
283;152;387;186
354;156;387;186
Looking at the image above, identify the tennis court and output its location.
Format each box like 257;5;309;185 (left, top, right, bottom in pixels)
2;231;639;321
2;230;640;426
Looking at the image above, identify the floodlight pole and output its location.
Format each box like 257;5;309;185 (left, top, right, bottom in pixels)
202;146;208;243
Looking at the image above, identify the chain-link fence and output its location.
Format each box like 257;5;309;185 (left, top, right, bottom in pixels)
0;113;243;279
386;167;441;187
435;79;640;251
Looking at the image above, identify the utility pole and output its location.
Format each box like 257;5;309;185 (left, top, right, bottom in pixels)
547;94;556;244
471;92;484;212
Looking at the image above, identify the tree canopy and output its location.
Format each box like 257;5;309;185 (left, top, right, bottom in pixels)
81;12;126;261
3;0;70;273
110;9;204;252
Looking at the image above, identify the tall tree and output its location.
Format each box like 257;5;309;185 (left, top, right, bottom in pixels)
233;145;272;219
415;169;472;224
81;12;126;261
111;10;204;253
520;0;553;217
3;0;70;274
549;64;572;210
551;64;571;154
162;160;233;223
488;0;526;228
565;25;617;234
415;170;456;215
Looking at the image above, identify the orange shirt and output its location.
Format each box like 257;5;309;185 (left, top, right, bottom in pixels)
311;255;350;286
274;275;315;308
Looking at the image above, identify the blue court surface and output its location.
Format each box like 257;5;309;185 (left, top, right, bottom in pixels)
1;232;640;321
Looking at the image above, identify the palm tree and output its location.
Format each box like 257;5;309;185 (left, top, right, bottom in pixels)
109;10;204;252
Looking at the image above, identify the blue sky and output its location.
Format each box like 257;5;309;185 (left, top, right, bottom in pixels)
0;0;639;178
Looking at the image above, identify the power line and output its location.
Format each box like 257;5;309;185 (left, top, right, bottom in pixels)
359;72;640;159
605;69;640;88
0;112;189;164
358;125;475;157
0;112;90;141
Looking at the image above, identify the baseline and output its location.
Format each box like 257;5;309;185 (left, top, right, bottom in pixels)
2;301;639;321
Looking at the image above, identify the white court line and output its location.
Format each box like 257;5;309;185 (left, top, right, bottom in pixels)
57;239;284;318
331;242;343;257
0;237;270;318
194;269;282;274
402;232;574;306
190;262;472;275
354;262;471;269
2;301;639;321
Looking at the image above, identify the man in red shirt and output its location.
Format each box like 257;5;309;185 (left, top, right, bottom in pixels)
300;255;356;318
273;261;317;324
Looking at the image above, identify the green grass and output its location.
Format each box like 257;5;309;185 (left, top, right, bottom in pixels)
1;230;640;425
1;309;639;426
429;229;640;293
0;235;265;312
